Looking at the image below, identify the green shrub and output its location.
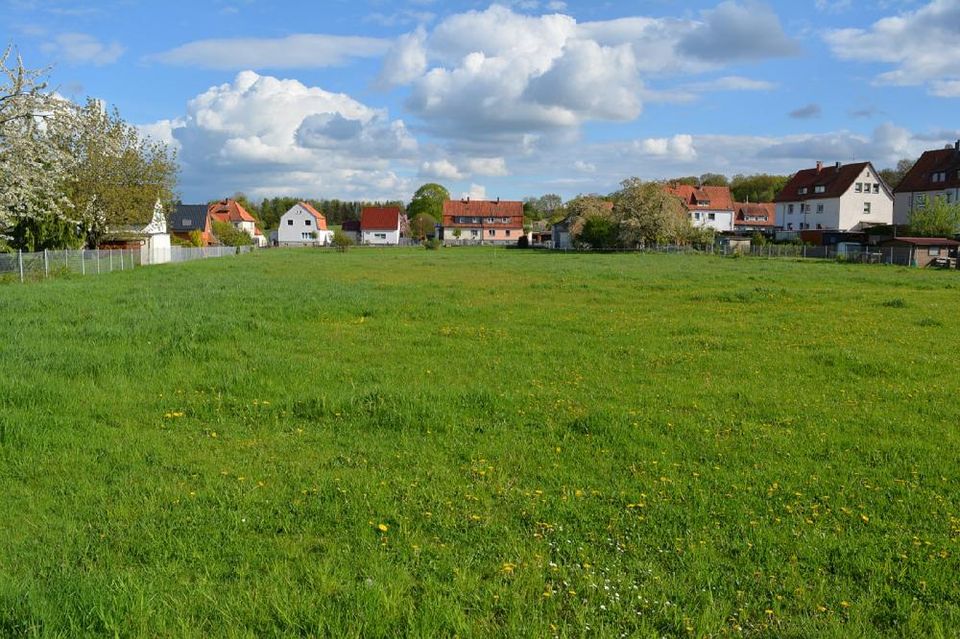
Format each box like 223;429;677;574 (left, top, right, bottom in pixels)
331;230;354;252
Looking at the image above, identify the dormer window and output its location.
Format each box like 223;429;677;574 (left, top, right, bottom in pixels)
814;185;825;194
798;187;808;195
932;171;946;183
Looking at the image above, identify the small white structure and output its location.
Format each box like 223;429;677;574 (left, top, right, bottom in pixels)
360;206;403;245
775;162;893;232
278;202;333;246
140;201;172;264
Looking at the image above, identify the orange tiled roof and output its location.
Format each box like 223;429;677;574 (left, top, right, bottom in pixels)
664;185;735;211
442;199;524;228
298;202;329;230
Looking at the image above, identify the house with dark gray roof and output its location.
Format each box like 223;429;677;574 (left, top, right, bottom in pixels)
170;204;214;245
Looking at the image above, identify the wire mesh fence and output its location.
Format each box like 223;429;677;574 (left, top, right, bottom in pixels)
0;245;255;284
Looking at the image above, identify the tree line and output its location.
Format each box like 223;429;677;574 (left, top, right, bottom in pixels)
0;49;178;251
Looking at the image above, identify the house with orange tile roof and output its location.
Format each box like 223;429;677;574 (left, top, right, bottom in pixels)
278;202;333;246
209;199;267;247
360;206;403;245
441;198;524;245
664;184;735;232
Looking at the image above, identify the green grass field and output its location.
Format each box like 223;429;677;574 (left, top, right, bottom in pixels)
1;248;959;637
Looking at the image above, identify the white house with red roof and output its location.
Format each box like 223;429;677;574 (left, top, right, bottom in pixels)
775;162;893;232
360;206;403;245
278;202;333;246
664;184;735;232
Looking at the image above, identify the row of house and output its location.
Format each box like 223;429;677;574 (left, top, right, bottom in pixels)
171;199;268;248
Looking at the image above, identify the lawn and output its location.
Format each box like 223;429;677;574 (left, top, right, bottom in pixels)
1;248;958;637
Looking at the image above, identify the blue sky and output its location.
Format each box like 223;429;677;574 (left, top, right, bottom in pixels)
4;0;959;202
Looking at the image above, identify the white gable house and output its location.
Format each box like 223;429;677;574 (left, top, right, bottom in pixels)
775;162;893;232
278;202;333;246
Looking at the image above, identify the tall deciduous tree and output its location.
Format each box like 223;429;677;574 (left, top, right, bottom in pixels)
730;173;792;203
614;178;689;246
57;98;178;247
0;47;75;250
408;183;449;222
565;195;614;247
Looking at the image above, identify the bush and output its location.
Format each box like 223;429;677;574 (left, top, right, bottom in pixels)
332;230;353;252
424;239;442;250
212;221;252;247
517;235;530;248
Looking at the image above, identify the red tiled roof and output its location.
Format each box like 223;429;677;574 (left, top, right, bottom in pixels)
208;199;257;223
880;236;960;247
442;199;524;228
775;162;882;202
733;202;776;227
894;145;960;193
298;202;328;230
361;206;402;231
664;185;734;211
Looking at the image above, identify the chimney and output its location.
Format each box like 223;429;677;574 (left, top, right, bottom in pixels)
816;161;823;174
835;161;841;171
955;139;959;152
496;197;500;204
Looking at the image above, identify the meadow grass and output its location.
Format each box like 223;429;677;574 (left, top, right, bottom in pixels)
1;248;958;638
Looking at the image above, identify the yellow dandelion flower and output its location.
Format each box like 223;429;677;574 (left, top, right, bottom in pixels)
377;523;389;533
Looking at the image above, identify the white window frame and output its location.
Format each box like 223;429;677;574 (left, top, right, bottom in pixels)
863;202;872;215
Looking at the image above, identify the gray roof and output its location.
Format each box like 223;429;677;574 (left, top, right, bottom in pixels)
170;204;208;232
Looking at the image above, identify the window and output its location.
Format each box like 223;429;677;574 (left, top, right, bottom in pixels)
287;219;294;226
471;230;479;237
305;219;312;227
929;247;941;257
814;185;825;194
863;202;872;215
488;229;496;237
798;187;808;195
505;230;511;237
181;218;192;226
787;223;794;230
693;212;701;220
816;204;824;214
708;213;716;220
916;194;928;209
787;204;794;214
872;184;880;194
933;172;946;183
301;232;312;240
374;233;387;240
855;183;863;193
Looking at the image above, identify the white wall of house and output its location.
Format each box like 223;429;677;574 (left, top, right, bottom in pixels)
141;233;171;265
894;189;960;226
278;204;331;246
362;229;400;245
777;166;893;231
688;209;734;232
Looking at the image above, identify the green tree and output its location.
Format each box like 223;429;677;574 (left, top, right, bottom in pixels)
409;213;437;240
730;174;792;203
57;98;178;248
614;178;689;246
212;221;252;247
565;195;614;247
579;215;618;248
408;183;449;222
908;197;960;237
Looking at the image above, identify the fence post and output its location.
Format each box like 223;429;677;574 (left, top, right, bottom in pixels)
18;250;23;283
44;249;49;278
96;248;101;274
109;249;113;272
81;249;85;275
